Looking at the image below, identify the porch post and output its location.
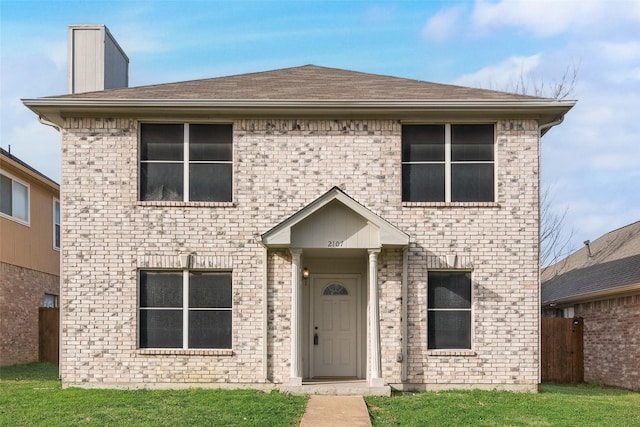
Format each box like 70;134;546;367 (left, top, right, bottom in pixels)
368;248;384;387
289;248;303;386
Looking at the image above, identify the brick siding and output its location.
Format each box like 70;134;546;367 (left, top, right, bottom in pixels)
0;262;59;366
58;117;539;391
575;295;640;391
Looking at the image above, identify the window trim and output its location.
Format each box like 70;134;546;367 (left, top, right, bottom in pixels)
0;170;30;226
43;293;59;308
138;122;233;203
426;269;473;351
138;269;233;350
53;198;60;250
401;123;496;203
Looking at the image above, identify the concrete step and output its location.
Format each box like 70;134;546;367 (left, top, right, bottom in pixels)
281;380;391;396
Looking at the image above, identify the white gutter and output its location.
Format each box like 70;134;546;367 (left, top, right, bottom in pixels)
543;282;640;307
38;115;61;132
23;98;576;109
539;115;565;137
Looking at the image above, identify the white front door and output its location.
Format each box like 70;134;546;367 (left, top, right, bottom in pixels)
312;277;358;377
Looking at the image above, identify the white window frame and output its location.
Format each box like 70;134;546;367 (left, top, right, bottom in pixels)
426;269;473;350
138;123;233;202
138;269;233;350
43;293;59;308
402;123;496;202
53;198;60;250
0;170;30;226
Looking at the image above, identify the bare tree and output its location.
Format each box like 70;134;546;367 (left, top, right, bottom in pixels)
540;186;575;267
502;62;580;266
510;62;579;100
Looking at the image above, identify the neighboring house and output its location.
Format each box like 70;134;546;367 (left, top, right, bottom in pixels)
22;25;574;394
1;147;60;366
542;221;640;391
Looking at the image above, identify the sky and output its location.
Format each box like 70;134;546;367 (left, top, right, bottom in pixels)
1;0;639;261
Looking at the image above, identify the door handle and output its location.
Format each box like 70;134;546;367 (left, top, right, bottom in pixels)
313;333;318;345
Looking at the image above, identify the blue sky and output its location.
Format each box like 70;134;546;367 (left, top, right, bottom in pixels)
2;0;639;260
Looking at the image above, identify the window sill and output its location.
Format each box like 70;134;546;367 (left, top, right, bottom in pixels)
137;349;234;356
426;350;477;357
136;201;236;208
0;212;30;226
402;202;499;208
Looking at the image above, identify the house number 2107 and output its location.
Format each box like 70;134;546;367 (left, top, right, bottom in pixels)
328;241;344;247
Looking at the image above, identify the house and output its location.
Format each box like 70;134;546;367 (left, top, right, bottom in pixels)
22;25;574;394
542;221;640;391
1;147;60;366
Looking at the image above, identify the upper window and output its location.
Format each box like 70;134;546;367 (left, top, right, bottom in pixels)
53;199;60;250
0;171;29;224
139;270;232;349
427;271;472;350
139;123;232;202
402;124;494;202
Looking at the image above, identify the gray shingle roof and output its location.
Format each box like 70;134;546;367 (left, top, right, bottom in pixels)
46;64;544;101
541;221;640;304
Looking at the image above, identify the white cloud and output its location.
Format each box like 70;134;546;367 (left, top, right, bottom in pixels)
422;5;466;41
595;40;640;63
453;54;541;91
471;0;603;37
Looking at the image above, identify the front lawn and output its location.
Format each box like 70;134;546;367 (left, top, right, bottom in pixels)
2;363;638;426
366;384;640;426
0;363;307;427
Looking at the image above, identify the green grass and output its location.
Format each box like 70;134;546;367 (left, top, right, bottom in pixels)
366;384;640;426
0;363;307;427
3;364;639;427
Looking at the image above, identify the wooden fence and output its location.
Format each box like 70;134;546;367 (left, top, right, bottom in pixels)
541;317;584;383
39;307;59;365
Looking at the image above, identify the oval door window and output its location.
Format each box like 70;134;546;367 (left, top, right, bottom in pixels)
322;283;349;295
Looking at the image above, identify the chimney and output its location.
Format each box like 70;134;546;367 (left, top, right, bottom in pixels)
68;25;129;94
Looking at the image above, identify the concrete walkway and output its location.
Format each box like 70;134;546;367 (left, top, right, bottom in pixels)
299;395;371;427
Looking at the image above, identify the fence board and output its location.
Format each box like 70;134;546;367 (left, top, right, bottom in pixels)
541;317;584;383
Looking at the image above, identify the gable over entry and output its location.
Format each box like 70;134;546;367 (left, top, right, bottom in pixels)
262;187;408;388
262;187;409;249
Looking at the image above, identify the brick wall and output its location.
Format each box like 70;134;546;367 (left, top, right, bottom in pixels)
0;262;59;366
575;295;640;391
58;117;539;390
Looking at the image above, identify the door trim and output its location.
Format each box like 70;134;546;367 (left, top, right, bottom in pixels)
309;274;362;379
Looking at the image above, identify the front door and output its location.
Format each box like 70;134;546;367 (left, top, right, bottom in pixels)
312;277;358;377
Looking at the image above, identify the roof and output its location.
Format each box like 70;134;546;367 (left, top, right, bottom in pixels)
46;65;541;101
541;221;640;305
22;65;575;128
0;147;59;189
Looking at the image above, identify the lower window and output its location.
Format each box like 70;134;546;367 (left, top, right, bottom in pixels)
139;270;232;349
427;271;472;349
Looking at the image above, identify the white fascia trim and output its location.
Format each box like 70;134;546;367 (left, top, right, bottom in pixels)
545;282;640;306
22;98;576;109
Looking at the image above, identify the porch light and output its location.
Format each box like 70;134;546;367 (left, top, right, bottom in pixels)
302;267;310;279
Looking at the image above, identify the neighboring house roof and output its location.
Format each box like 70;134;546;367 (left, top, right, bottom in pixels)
541;221;640;306
22;65;575;129
0;147;59;189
